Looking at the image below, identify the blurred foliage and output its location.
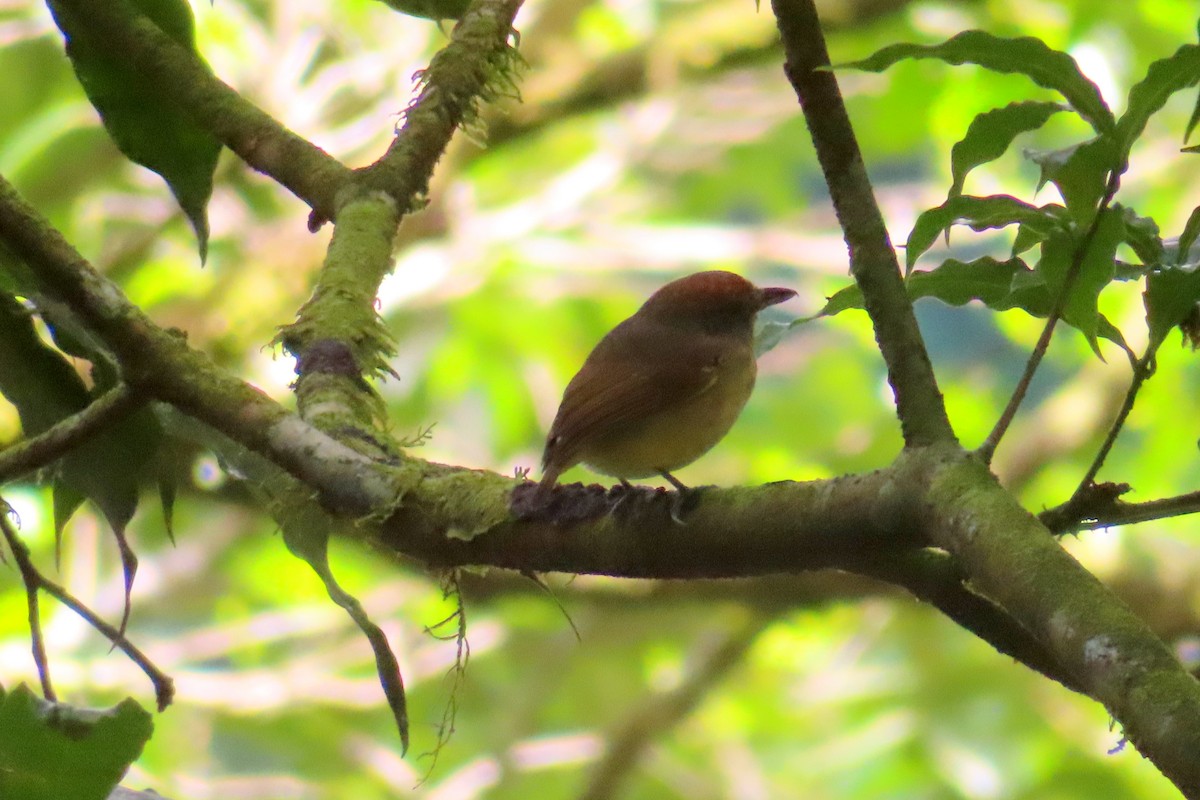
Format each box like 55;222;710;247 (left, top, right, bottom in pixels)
1;0;1200;798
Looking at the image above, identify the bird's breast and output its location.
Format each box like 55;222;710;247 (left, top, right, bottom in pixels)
578;346;757;479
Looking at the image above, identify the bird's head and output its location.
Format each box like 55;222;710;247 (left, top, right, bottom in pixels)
639;271;797;335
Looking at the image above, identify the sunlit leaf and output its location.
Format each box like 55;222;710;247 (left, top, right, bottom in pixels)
837;31;1115;134
905;194;1059;273
949;102;1064;198
1115;43;1200;160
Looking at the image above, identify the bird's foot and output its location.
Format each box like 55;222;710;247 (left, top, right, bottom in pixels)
658;471;705;525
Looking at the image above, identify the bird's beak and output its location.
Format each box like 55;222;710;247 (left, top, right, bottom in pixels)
758;286;797;309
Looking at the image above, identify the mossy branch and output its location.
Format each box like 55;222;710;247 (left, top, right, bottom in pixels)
50;0;353;223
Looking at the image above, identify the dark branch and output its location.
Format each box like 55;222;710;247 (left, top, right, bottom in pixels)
770;0;955;448
0;383;143;483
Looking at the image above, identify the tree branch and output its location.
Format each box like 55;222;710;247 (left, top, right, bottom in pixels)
924;449;1200;796
48;0;353;223
0;383;143;482
357;0;524;205
279;0;524;447
6;167;1200;793
770;0;955;448
1041;486;1200;534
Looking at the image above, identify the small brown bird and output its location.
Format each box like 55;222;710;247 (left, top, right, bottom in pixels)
540;270;796;498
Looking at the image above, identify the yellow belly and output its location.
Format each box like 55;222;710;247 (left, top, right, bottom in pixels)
579;357;756;479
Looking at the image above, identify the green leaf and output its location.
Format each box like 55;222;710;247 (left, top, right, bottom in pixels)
1026;137;1119;225
806;283;864;320
905;195;1059;273
1145;265;1200;350
949;102;1065;198
0;684;152;800
1115;43;1200;160
838;31;1115;135
807;256;1131;354
1186;89;1200;144
754;318;792;357
46;0;221;262
0;292;161;617
0;291;91;435
1176;205;1200;265
376;0;471;20
1035;207;1124;355
1118;205;1164;268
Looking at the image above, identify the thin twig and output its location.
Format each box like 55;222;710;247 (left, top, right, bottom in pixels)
0;496;175;711
1080;352;1152;489
1;503;56;701
0;383;143;483
1041;487;1200;534
1070;351;1154;497
977;174;1122;463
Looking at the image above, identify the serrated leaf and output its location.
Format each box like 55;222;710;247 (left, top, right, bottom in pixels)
906;257;1031;306
1116;43;1200;159
1118;205;1164;267
0;685;152;800
1026;137;1118;225
807;256;1131;354
949;102;1065;198
46;0;220;262
905;194;1055;273
1036;207;1124;355
838;31;1115;134
1176;206;1200;265
1145;265;1200;349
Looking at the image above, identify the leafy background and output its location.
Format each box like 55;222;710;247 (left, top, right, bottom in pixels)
1;0;1199;797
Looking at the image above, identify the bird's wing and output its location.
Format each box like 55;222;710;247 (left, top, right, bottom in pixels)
542;320;728;470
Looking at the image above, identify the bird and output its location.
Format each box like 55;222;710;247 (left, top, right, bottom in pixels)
539;270;796;510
